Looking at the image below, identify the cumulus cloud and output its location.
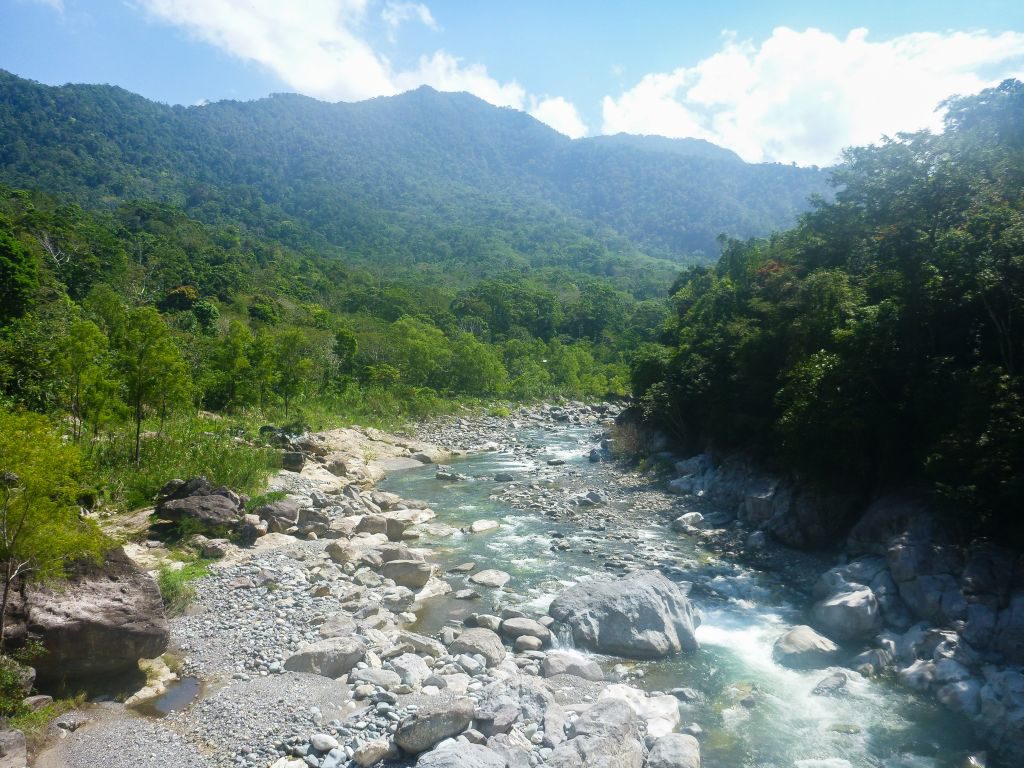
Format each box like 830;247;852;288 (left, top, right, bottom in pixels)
138;0;528;109
602;27;1024;166
529;96;588;138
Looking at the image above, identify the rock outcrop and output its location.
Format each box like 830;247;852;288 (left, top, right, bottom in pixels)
21;547;169;681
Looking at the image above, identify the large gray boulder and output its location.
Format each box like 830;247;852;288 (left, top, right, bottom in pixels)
417;742;505;768
448;628;506;667
772;625;839;669
646;734;701;768
0;729;26;768
547;698;644;768
22;547;169;682
812;587;882;641
283;636;365;677
395;696;475;754
157;495;242;530
548;571;700;659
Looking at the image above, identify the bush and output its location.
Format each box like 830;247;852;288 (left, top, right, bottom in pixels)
157;559;210;616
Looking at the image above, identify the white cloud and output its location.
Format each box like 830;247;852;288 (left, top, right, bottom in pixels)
136;0;530;109
529;96;588;138
602;27;1024;166
396;51;525;109
381;2;437;38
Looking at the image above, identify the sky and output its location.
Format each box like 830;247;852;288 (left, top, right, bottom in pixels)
3;1;1024;166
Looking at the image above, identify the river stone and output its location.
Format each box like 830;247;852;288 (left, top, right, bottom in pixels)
320;612;358;639
392;652;432;687
469;570;511;588
448;628;506;667
382;560;434;589
22;547;169;681
351;668;402;689
812;587;882;641
253;500;300;533
542;651;604;681
475;615;503;632
394;631;447;658
772;625;839;669
395;696;476;754
416;741;505;768
501;617;552;644
354;739;395;767
600;684;680;738
547;698;643;768
515;636;543;651
284;637;365;677
311;733;341;752
548;570;700;659
646;734;701;768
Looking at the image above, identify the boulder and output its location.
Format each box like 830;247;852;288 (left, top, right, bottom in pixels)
351;668;402;689
811;587;882;641
448;628;506;667
382;560;433;589
395;696;475;754
281;451;306;472
600;684;680;738
254;500;301;533
319;613;358;639
0;729;27;768
283;637;365;677
416;742;505;768
548;571;700;659
354;739;396;767
772;625;839;669
22;547;168;681
646;734;701;768
547;698;644;768
392;653;431;688
542;651;604;681
469;520;500;534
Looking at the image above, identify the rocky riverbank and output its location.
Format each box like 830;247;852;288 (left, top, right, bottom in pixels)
658;450;1024;766
36;408;705;768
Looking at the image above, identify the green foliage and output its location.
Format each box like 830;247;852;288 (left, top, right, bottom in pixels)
0;409;107;647
0;225;36;324
635;79;1024;541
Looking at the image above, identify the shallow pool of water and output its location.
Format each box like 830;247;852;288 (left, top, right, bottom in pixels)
381;423;982;768
132;676;201;718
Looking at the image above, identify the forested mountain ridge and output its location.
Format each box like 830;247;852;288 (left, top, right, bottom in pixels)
0;70;827;267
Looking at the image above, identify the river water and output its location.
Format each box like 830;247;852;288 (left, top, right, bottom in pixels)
380;422;982;768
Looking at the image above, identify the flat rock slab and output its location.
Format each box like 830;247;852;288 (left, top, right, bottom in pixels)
469;570;511;588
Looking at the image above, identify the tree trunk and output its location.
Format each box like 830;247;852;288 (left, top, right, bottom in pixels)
0;562;13;653
134;397;143;466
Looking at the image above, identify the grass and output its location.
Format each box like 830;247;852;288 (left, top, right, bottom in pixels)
87;415;277;512
156;558;212;616
10;696;85;752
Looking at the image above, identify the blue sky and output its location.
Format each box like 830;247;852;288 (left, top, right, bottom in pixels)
3;0;1024;165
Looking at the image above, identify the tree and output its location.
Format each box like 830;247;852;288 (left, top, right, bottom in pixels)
119;307;185;464
59;318;108;442
448;332;508;395
273;328;313;417
0;409;105;650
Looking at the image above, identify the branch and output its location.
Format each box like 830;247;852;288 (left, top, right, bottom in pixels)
36;232;70;268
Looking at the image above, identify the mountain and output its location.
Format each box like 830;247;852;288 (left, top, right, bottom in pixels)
0;71;829;273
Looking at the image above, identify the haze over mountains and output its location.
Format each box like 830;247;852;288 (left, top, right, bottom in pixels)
0;70;828;277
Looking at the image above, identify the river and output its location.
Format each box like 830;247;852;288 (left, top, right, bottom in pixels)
380;421;982;768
